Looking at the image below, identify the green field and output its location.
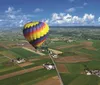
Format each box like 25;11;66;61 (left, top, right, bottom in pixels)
0;55;9;63
58;40;100;85
65;60;100;74
0;46;7;51
61;73;99;85
10;48;39;58
0;69;56;85
1;39;100;85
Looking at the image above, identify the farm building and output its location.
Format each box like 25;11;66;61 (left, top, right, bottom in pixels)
43;63;55;70
85;69;100;77
16;58;25;64
49;50;58;58
52;54;58;58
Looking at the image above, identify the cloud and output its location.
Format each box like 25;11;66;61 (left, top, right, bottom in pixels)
98;17;100;23
83;14;95;22
34;8;43;13
7;14;16;19
5;7;14;13
0;6;36;27
66;8;76;13
83;2;88;6
42;19;49;23
98;17;100;21
46;13;95;26
5;7;21;14
0;19;3;22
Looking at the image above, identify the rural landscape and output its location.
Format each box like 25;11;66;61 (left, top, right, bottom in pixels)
0;27;100;85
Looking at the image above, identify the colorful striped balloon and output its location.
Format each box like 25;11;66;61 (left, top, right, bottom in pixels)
23;21;49;49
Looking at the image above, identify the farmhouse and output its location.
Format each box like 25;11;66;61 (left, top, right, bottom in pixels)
49;50;58;58
85;69;100;77
43;63;55;70
52;54;58;58
16;58;25;64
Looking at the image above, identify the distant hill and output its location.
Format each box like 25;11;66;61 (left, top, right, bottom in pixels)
50;26;100;29
0;26;100;32
0;27;22;32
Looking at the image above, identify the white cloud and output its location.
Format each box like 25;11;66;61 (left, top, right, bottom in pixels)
72;16;82;23
46;13;95;26
83;2;88;6
34;8;43;13
7;14;16;19
66;8;76;13
5;7;21;14
83;14;95;22
51;13;62;21
0;6;36;27
0;19;3;22
98;17;100;22
19;20;24;24
44;19;49;23
5;7;14;13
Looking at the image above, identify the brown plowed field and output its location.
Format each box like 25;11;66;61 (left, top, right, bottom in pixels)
18;62;33;67
82;41;96;50
55;56;91;63
57;44;82;50
57;64;69;73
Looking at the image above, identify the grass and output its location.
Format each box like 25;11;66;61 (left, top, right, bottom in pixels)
80;48;100;59
59;51;78;57
0;56;9;63
92;40;100;50
0;69;56;85
66;63;84;74
0;65;20;73
1;50;21;58
48;41;67;49
10;48;39;58
0;46;7;51
82;60;100;69
65;60;100;75
61;73;99;85
0;67;23;76
60;73;78;85
0;58;52;75
48;41;80;49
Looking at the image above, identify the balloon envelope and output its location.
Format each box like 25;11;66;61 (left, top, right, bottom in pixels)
23;21;49;49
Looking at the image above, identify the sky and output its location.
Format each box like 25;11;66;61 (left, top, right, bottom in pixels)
0;0;100;27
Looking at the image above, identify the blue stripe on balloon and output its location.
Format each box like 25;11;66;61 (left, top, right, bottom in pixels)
23;22;43;36
29;33;48;46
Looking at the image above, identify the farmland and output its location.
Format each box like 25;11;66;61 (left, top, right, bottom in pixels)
0;27;100;85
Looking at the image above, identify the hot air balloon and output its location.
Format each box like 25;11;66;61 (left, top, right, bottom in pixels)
23;21;49;49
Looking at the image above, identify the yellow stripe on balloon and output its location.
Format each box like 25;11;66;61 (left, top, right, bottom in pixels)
27;23;49;42
24;22;39;29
